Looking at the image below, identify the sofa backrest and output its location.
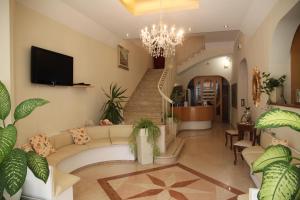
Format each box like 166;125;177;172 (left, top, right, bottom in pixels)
109;125;133;138
260;131;274;149
86;126;110;140
50;131;74;149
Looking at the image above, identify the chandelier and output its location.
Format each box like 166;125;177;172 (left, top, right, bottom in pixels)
140;1;184;58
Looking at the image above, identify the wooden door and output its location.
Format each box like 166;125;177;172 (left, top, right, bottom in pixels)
291;25;300;104
153;56;165;69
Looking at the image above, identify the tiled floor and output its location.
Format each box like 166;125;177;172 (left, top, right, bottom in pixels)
73;123;254;200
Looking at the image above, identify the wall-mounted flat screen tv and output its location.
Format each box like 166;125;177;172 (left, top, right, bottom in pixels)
31;46;73;86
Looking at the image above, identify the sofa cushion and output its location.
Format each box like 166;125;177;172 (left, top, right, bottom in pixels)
51;131;74;149
47;144;89;166
109;125;133;138
243;152;263;168
260;132;274;149
242;146;264;156
86;126;110;140
111;137;129;145
87;138;111;149
54;168;80;197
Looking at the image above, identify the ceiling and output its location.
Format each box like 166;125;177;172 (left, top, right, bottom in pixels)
61;0;277;38
17;0;278;44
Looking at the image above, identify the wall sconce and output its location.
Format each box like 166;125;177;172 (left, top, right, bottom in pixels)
223;57;231;69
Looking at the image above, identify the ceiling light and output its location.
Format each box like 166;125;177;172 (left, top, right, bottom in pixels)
140;0;184;58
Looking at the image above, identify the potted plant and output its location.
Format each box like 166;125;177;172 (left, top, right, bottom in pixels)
129;118;160;165
0;81;49;200
260;72;286;104
252;108;300;200
101;83;127;124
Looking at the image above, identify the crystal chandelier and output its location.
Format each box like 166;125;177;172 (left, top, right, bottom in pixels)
140;1;184;58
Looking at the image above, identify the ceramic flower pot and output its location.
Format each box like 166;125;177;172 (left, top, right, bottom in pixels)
270;86;283;103
136;129;153;165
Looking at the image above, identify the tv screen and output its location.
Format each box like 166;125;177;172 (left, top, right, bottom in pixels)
31;46;73;86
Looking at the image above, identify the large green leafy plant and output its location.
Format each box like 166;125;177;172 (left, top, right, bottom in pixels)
0;81;49;199
129;118;161;160
101;83;127;124
253;108;300;200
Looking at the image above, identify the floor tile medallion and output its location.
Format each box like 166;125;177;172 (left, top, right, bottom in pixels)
98;163;243;200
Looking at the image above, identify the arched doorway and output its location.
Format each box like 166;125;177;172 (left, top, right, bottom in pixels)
269;1;300;104
238;59;248;120
187;76;230;123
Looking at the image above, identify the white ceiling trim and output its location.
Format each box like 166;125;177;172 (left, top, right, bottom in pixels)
17;0;121;47
240;0;279;36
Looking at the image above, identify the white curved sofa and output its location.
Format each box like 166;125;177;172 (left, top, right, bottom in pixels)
23;125;138;200
242;131;300;187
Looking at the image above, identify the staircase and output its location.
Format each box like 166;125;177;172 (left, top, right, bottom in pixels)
123;69;163;125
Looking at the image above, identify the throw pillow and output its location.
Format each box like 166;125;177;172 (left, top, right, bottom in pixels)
272;138;288;146
29;134;56;157
69;128;91;145
21;143;34;152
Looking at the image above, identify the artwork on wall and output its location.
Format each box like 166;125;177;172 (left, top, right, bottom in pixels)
118;45;129;70
231;83;237;108
252;67;261;107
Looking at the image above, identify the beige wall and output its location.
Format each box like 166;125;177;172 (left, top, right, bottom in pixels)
0;0;14;123
13;3;151;144
232;0;300;150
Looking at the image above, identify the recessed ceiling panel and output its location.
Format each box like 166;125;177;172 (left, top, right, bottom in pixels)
120;0;199;15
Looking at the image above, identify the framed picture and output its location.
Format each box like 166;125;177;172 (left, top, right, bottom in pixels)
118;45;129;70
231;83;237;108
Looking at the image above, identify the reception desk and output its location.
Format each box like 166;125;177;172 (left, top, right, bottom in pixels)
174;106;214;130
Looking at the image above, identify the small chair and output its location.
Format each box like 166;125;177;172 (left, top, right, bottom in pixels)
233;123;256;165
225;129;238;150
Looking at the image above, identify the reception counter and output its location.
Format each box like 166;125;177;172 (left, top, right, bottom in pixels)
174;106;214;130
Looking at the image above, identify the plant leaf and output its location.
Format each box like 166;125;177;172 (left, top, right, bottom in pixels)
0;81;11;121
14;98;49;122
252;145;292;173
0;170;4;199
1;149;27;196
26;151;49;183
0;125;17;165
255;108;300;131
258;161;300;200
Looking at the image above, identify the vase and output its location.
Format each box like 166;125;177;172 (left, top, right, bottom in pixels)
136;129;153;165
270;86;283;103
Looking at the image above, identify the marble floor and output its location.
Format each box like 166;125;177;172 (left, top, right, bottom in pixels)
73;123;255;200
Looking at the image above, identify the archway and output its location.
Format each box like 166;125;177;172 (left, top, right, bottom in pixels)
187;76;230;123
238;59;248;120
269;1;300;103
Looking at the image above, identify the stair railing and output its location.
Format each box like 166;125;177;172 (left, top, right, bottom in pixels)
157;63;176;125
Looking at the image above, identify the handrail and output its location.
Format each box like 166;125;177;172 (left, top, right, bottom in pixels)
157;65;176;125
157;68;173;104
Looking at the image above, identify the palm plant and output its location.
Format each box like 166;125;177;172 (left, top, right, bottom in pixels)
101;83;127;124
129;118;161;160
253;108;300;200
0;81;49;199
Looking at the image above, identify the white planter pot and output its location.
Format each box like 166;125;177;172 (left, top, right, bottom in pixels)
136;129;153;165
3;189;22;200
270;86;283;103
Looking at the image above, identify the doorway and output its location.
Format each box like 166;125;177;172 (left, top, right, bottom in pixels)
238;59;249;119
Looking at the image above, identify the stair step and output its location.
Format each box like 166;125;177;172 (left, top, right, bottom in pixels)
154;138;185;165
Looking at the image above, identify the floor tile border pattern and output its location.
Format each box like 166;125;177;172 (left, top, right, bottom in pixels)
98;163;244;200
